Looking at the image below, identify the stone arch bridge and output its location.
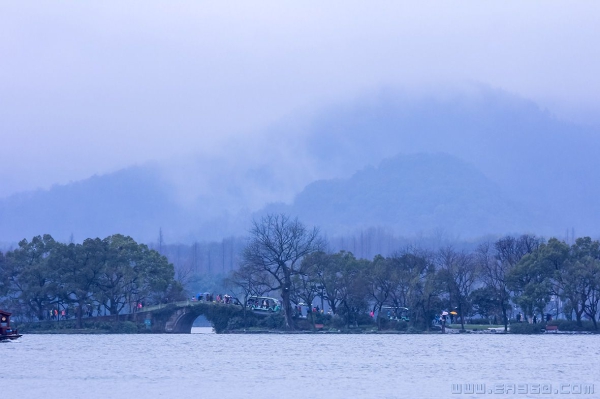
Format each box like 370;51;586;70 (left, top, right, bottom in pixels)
127;300;247;333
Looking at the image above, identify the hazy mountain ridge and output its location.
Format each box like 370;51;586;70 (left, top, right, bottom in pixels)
0;163;255;245
300;87;600;234
263;153;533;238
0;165;182;243
1;86;599;244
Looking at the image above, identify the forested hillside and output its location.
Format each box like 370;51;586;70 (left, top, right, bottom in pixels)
263;153;532;238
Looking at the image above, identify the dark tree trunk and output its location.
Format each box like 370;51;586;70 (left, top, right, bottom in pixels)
242;301;247;328
502;305;508;332
281;274;294;330
574;299;584;326
77;304;83;329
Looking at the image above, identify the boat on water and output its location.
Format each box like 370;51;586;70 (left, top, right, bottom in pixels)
0;310;22;341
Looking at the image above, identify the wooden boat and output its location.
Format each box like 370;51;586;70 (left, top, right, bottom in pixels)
0;310;22;341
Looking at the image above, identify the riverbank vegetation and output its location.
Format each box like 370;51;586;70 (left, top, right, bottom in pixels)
228;215;600;334
2;214;600;335
20;319;145;334
0;234;185;328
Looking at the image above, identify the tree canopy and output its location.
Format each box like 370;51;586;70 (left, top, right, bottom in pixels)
0;234;183;327
242;214;325;329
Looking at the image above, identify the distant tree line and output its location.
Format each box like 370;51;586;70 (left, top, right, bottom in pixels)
153;237;244;299
3;217;598;333
0;234;184;327
145;226;479;297
231;214;600;331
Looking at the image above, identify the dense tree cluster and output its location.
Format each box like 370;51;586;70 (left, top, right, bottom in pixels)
507;237;600;329
233;215;600;331
0;234;184;327
3;216;599;334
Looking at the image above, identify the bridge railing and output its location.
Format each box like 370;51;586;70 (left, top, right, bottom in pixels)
137;299;235;314
139;300;193;313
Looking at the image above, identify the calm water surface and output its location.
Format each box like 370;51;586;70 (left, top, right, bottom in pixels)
2;328;598;399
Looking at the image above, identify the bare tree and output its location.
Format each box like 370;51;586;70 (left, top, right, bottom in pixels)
175;263;194;288
242;214;326;330
225;264;274;328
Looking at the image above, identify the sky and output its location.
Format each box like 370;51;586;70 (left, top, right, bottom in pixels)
1;1;600;198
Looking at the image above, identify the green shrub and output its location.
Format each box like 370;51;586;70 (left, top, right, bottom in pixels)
548;320;597;332
295;318;313;330
378;317;389;329
466;318;494;325
331;315;346;329
259;314;285;329
204;304;247;333
114;321;138;334
20;320;64;332
226;317;245;331
98;322;113;331
313;312;331;325
395;320;409;331
229;314;257;330
510;323;545;334
356;313;376;326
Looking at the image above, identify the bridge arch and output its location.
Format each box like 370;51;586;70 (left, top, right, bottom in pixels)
133;301;246;334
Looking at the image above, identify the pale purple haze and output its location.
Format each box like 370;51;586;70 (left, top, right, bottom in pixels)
1;2;600;198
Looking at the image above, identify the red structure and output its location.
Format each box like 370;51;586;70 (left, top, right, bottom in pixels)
0;310;22;341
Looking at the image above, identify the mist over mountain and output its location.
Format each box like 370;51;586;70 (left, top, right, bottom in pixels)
303;87;600;220
0;162;259;245
0;165;179;244
1;86;598;245
262;153;534;239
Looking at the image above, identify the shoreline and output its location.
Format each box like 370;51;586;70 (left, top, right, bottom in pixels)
19;328;599;335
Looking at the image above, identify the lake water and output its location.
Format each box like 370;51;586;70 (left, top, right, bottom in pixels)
2;328;598;399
